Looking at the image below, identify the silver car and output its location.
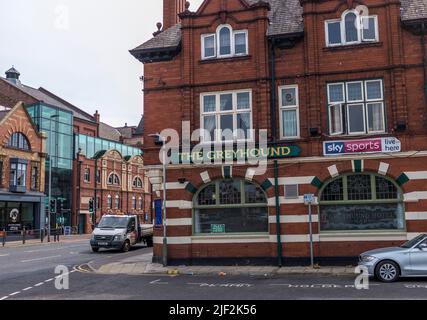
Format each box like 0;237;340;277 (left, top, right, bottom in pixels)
358;234;427;282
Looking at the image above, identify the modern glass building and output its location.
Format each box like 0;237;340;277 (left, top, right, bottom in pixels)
27;103;74;227
75;134;142;159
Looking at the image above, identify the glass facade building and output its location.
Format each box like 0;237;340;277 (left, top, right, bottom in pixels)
27;103;74;227
75;134;142;159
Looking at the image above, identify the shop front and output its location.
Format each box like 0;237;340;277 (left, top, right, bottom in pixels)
0;193;45;240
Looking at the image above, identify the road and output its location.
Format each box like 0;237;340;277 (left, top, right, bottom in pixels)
0;239;152;300
1;240;427;300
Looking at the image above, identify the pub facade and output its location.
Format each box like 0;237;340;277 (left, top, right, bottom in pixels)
131;0;427;264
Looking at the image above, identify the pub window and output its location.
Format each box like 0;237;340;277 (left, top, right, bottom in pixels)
279;85;300;139
200;90;252;142
7;132;30;151
325;10;378;47
327;79;385;136
194;179;268;234
319;173;404;232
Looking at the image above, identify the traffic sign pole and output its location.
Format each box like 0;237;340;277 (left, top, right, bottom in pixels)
304;194;315;268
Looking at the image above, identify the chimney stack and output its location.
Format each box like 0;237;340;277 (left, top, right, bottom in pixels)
94;110;100;123
163;0;186;30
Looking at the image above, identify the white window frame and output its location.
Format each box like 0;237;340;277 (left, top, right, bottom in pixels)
201;33;216;59
201;25;249;60
346;81;364;103
328;103;344;136
346;103;366;135
325;10;379;47
361;15;379;42
279;85;300;140
327;79;385;136
200;89;253;143
233;30;249;56
325;19;342;47
217;24;233;58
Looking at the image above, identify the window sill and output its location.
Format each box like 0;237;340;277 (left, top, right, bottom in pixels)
192;233;269;240
319;231;407;238
323;42;383;52
199;55;251;64
324;132;389;139
9;185;26;193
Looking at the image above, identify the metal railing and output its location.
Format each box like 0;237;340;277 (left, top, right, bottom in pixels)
0;227;65;247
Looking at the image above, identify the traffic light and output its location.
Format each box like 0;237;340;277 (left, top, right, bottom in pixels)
88;198;94;214
49;199;56;213
56;199;63;214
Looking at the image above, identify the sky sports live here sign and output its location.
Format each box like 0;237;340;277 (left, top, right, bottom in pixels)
324;137;401;156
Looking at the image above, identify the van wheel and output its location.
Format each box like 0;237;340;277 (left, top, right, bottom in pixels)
92;247;99;253
122;240;130;252
375;260;400;282
146;237;153;248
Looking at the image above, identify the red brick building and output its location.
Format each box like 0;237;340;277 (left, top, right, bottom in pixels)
0;102;46;236
1;68;151;234
131;0;427;265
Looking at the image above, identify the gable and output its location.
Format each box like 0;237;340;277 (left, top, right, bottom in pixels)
197;0;251;15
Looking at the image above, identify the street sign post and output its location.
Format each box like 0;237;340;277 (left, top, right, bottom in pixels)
304;194;315;268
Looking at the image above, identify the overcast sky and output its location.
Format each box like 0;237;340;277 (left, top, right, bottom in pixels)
0;0;204;127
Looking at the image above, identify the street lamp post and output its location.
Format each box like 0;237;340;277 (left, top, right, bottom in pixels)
48;114;59;242
149;133;167;267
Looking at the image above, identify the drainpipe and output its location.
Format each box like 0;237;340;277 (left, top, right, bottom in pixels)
421;23;427;102
270;38;282;267
274;160;282;267
94;159;97;225
269;39;277;142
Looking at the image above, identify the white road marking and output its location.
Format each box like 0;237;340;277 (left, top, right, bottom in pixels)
24;245;84;253
34;283;44;287
0;296;9;300
44;278;53;283
22;287;33;291
9;292;20;296
150;279;169;285
20;255;61;263
0;254;10;257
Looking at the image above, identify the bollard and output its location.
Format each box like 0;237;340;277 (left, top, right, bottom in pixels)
41;228;44;243
2;229;5;247
22;226;26;244
57;228;60;242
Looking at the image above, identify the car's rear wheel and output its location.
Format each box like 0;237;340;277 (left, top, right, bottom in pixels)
375;260;400;282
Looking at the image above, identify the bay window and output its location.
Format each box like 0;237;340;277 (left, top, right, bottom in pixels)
201;90;252;142
279;85;300;139
201;25;248;59
325;10;378;47
327;79;385;136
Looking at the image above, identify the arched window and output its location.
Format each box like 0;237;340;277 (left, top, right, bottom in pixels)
132;196;136;210
84;168;90;182
139;197;143;210
107;173;120;186
344;11;359;43
107;195;112;209
218;26;231;56
194;179;268;234
319;173;405;232
7;132;30;151
115;195;120;209
133;177;143;188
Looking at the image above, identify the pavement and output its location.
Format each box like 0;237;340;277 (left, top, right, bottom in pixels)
91;253;356;276
1;234;91;248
